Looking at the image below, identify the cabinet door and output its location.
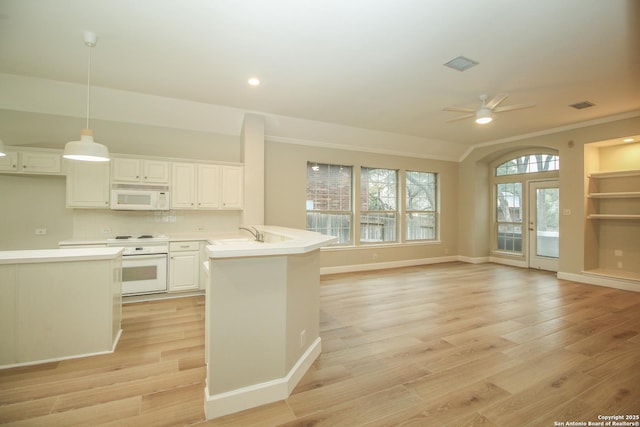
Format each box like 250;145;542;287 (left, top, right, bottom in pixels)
143;160;169;183
21;152;61;174
198;164;221;209
0;152;18;172
112;158;141;182
171;163;197;209
66;161;111;208
221;165;244;209
169;251;200;292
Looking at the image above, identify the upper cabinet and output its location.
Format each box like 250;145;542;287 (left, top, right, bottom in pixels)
66;161;111;208
0;149;62;175
172;163;243;210
112;158;169;184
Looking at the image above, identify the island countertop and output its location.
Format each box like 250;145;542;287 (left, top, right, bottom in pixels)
0;247;124;265
206;225;337;258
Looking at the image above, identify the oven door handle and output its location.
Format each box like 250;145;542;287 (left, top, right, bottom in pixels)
123;253;167;260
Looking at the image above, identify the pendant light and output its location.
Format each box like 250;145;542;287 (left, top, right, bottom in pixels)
63;31;110;162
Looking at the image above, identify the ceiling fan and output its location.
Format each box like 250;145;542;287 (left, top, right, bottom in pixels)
443;94;536;124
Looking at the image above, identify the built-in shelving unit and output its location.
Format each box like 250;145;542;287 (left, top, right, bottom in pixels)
584;141;640;284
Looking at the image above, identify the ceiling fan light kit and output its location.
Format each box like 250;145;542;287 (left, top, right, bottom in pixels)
444;93;535;125
63;31;110;162
475;107;493;124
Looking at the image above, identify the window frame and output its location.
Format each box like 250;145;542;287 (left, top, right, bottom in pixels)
359;167;399;244
305;162;354;246
405;170;439;242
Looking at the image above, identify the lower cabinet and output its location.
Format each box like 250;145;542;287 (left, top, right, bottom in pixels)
169;241;200;292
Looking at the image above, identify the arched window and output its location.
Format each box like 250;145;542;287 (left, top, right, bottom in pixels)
496;154;559;176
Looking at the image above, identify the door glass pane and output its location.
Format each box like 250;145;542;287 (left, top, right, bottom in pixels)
536;188;559;258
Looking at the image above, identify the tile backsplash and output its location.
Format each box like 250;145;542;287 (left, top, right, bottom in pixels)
72;209;241;239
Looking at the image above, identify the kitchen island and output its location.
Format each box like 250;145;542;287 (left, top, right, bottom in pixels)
0;247;123;369
203;226;336;419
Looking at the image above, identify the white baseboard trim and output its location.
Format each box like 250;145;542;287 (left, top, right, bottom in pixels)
489;256;528;268
558;272;639;292
0;328;122;370
204;337;322;420
457;255;490;264
320;256;459;275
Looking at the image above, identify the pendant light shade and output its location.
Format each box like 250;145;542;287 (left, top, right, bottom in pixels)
63;129;109;161
0;139;6;157
63;31;110;162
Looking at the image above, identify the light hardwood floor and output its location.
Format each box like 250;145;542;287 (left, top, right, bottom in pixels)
1;262;640;426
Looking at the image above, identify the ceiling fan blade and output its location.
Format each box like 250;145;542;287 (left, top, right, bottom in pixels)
494;103;536;113
486;93;509;109
443;107;475;113
445;113;475;122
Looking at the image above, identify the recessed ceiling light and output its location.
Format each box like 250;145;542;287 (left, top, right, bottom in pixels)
623;138;634;142
248;77;260;86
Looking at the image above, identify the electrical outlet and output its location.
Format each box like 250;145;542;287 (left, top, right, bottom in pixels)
299;330;306;349
34;228;47;235
614;250;623;257
617;261;623;269
102;226;112;234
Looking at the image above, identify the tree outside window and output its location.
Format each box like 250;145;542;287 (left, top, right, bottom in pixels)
360;167;397;243
406;171;437;241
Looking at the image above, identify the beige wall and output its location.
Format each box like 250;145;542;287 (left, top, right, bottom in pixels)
0;174;73;250
458;115;640;277
264;140;459;270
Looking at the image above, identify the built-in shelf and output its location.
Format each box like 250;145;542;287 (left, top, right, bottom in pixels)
588;169;640;179
587;191;640;198
584;269;640;283
587;214;640;220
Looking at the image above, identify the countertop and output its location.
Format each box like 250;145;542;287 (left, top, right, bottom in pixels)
206;226;337;259
0;247;124;264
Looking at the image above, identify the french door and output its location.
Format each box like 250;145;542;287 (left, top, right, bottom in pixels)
528;180;559;271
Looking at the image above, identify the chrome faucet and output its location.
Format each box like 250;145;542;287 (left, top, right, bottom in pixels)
239;226;264;242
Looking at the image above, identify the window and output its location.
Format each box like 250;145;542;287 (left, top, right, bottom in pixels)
306;162;352;244
406;171;437;241
360;167;397;243
496;154;559;176
496;182;522;253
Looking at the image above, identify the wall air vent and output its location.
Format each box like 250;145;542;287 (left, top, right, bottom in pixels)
569;101;595;110
443;56;479;72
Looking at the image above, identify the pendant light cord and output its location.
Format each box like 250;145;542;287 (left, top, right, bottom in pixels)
85;43;92;130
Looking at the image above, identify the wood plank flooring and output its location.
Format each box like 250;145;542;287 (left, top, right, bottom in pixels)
2;262;640;426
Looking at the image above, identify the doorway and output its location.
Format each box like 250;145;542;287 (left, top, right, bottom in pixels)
528;180;559;271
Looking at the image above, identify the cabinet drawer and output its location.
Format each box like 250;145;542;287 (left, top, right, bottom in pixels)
170;241;200;252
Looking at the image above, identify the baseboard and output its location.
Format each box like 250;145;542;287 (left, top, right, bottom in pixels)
320;256;459;275
0;328;122;370
558;272;640;292
489;256;528;268
204;337;322;420
457;255;490;264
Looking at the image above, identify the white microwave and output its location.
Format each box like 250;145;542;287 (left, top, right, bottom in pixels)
110;184;170;211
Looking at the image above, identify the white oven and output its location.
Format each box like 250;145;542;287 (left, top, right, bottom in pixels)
107;236;169;296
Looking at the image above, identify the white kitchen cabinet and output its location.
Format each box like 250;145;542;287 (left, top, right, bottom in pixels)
0;149;61;175
112;158;169;183
171;163;242;210
171;163;197;208
198;164;221;209
66;161;111;208
221;165;244;209
169;241;200;292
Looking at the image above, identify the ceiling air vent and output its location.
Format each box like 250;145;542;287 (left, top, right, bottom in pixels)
443;56;479;72
569;101;595;110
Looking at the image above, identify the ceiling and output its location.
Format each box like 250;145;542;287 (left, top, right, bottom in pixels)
1;0;639;155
